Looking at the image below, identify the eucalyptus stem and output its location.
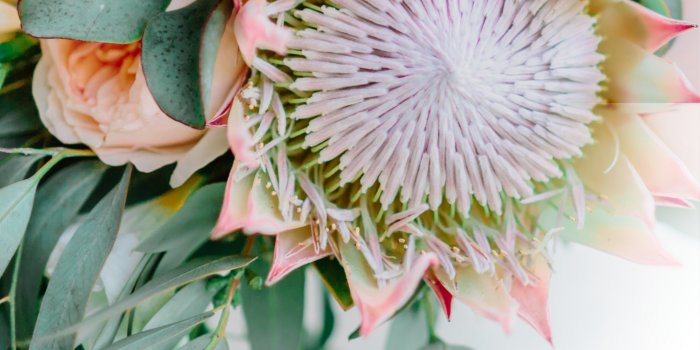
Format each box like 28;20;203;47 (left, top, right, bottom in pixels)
204;237;256;350
0;147;95;158
10;243;23;350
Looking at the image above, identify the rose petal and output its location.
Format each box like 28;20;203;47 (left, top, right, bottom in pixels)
0;2;20;35
170;127;229;187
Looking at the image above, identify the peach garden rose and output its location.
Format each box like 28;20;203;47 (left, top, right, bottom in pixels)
31;1;247;187
0;0;20;41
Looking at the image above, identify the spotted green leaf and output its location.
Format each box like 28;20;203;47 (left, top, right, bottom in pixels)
19;0;171;43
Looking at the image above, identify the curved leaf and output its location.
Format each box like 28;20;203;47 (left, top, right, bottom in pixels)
241;259;306;350
0;178;37;277
35;255;255;342
14;161;105;339
19;0;171;43
141;0;227;128
102;311;214;350
30;166;131;350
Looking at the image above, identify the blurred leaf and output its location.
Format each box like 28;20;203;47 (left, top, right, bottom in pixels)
420;343;474;350
0;85;42;138
386;303;429;350
138;183;225;274
0;154;42;188
102;311;215;350
0;178;37;277
141;0;225;128
0;63;7;87
138;183;224;253
142;281;216;350
313;258;354;310
92;255;152;350
242;259;306;350
0;33;38;62
15;160;105;339
304;291;335;350
41;255;255;340
177;334;228;350
30;166;131;350
19;0;171;43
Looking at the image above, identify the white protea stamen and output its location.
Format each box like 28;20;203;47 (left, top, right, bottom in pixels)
281;0;603;215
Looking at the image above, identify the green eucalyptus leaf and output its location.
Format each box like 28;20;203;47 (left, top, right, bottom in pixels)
142;281;216;350
0;178;38;277
0;85;42;138
313;257;354;309
241;259;306;350
19;0;171;43
36;255;255;342
0;154;42;188
102;311;215;350
138;183;224;253
177;334;228;350
15;160;106;339
30;166;131;350
141;0;225;129
0;63;7;87
386;304;430;350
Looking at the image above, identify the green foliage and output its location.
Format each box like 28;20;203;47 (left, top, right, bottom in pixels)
15;161;106;339
386;303;430;350
101;311;215;350
30;166;131;350
19;0;171;43
313;258;354;309
141;0;231;129
0;178;38;277
241;259;306;350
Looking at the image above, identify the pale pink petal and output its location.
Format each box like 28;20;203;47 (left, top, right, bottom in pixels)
654;195;694;208
510;254;552;344
227;98;260;170
595;0;696;52
436;267;519;332
243;170;306;235
641;103;700;184
601;37;700;103
607;106;700;201
424;269;453;320
574;116;656;227
234;0;292;65
266;226;331;285
339;242;438;336
211;161;255;239
170;127;229;187
543;207;679;266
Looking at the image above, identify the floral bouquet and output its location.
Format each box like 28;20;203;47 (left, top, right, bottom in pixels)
0;0;698;349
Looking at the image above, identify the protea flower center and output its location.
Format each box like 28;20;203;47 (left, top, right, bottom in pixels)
238;0;606;280
264;0;604;217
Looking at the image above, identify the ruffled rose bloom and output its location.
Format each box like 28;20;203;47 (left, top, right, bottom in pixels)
32;1;247;187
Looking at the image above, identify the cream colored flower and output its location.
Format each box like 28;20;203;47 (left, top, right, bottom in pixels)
32;3;247;186
0;0;20;41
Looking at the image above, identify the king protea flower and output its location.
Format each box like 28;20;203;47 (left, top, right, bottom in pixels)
213;0;699;341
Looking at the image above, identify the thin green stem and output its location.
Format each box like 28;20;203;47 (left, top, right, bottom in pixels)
10;243;23;350
204;237;256;350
